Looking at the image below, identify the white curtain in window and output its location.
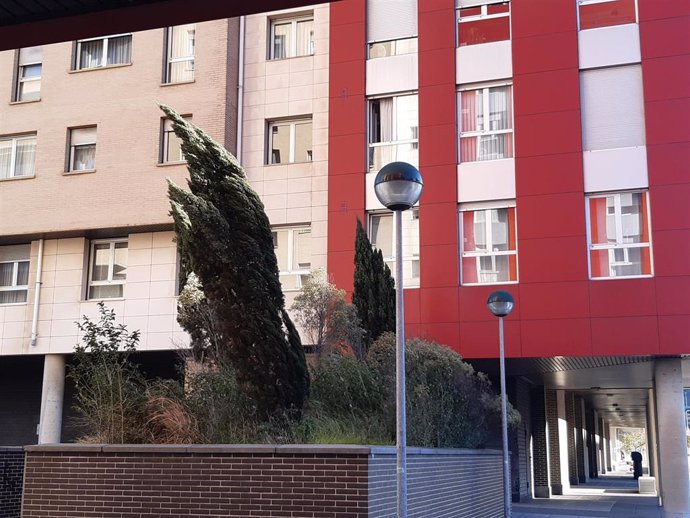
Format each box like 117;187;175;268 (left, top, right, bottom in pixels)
79;40;102;68
74;146;96;170
170;25;195;59
296;19;314;55
0;140;11;178
107;36;132;65
14;138;36;177
273;23;290;58
0;263;13;287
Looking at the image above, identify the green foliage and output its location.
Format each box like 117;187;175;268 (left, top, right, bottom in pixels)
367;333;521;448
291;269;365;359
162;104;309;418
352;218;395;352
69;302;147;443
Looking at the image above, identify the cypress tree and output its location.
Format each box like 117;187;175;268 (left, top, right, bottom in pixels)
352;218;396;350
161;105;309;418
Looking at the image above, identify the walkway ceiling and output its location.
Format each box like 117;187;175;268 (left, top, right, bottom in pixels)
0;0;330;51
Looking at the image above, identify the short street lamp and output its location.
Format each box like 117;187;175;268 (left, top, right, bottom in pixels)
487;290;515;518
374;162;423;518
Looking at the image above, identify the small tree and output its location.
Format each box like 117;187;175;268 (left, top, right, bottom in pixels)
69;303;146;443
352;218;395;352
291;269;365;359
162;105;309;419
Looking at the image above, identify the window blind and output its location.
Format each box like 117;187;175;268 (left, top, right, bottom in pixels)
367;0;417;43
18;46;42;65
580;64;645;151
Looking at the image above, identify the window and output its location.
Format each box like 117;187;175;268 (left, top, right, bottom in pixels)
74;34;132;70
0;134;36;179
88;239;128;299
367;0;417;44
368;94;418;171
273;227;311;290
269;16;314;59
161;116;190;163
578;0;637;30
0;245;30;305
15;46;42;102
369;209;420;288
587;191;651;279
457;1;510;47
68;127;97;172
368;37;418;58
268;119;312;164
580;65;644;152
461;205;517;284
458;84;513;162
165;24;195;83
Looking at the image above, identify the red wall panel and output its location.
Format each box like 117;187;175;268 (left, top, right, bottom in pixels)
639;15;690;59
658;316;690;355
517;193;585;239
459;320;522;358
515;154;584;196
638;0;690;21
518;237;589;283
650;184;690;231
645;143;690;186
656;276;690;316
519;282;590;320
521;319;593;357
420;287;460;324
588;279;657;318
513;69;580;115
510;0;577;38
514;110;583;157
590;317;660;355
420;244;459;288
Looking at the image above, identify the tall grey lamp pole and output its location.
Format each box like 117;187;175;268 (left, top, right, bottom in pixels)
374;162;423;518
487;290;515;518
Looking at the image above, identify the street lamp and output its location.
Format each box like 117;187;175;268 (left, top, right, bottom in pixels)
487;290;515;518
374;161;423;518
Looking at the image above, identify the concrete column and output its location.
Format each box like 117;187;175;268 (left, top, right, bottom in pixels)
556;390;571;493
575;396;587;483
654;358;690;517
38;354;65;444
532;386;551;498
566;392;579;485
647;388;659;479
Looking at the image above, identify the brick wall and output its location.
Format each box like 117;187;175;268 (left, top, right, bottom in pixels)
531;386;549;498
368;449;503;518
565;392;578;485
545;389;562;494
510;377;532;501
0;447;24;518
574;396;586;483
21;445;503;518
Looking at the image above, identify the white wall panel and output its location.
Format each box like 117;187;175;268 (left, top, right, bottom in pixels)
583;146;648;193
456;40;512;85
457;159;515;203
366;53;418;96
579;24;641;70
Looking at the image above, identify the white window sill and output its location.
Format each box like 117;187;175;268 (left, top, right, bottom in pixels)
9;99;41;106
86;297;126;302
63;169;96;176
0;174;34;182
160;80;196;87
69;63;132;74
461;281;519;286
157;161;187;167
264;161;313;167
267;54;315;62
590;274;653;281
0;302;28;306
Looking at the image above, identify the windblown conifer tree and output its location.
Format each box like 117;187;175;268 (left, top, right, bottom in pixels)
161;105;309;418
352;218;396;351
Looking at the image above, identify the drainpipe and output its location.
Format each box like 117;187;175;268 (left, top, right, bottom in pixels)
236;15;245;163
30;238;44;347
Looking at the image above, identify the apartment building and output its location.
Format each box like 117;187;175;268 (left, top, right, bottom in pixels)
1;0;690;513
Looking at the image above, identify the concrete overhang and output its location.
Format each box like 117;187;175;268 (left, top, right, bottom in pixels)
0;0;336;51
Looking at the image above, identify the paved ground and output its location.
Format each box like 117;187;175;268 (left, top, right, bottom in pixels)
513;474;662;518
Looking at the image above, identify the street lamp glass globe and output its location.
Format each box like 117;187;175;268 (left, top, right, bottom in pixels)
374;161;423;211
487;290;515;318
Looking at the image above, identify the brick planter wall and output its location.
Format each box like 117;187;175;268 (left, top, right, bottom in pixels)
1;447;24;518
20;444;503;518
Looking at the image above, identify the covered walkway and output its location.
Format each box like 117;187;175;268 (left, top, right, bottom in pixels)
514;474;661;518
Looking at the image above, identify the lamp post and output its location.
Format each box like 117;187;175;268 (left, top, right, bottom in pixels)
374;162;423;518
487;290;515;518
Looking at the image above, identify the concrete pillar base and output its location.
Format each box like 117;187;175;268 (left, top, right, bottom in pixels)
534;486;551;499
551;484;563;496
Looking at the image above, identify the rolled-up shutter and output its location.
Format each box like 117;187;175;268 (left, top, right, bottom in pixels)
367;0;417;43
18;46;42;64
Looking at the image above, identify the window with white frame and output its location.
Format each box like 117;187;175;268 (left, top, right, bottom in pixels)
0;134;37;179
273;226;311;290
577;0;637;31
269;15;314;60
368;37;418;58
587;191;652;279
368;94;418;172
461;205;517;284
68;127;97;172
165;24;195;83
161;116;190;163
369;209;420;288
458;84;513;162
88;239;128;299
457;0;510;47
74;34;132;70
268;119;312;164
15;46;42;102
0;248;29;304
